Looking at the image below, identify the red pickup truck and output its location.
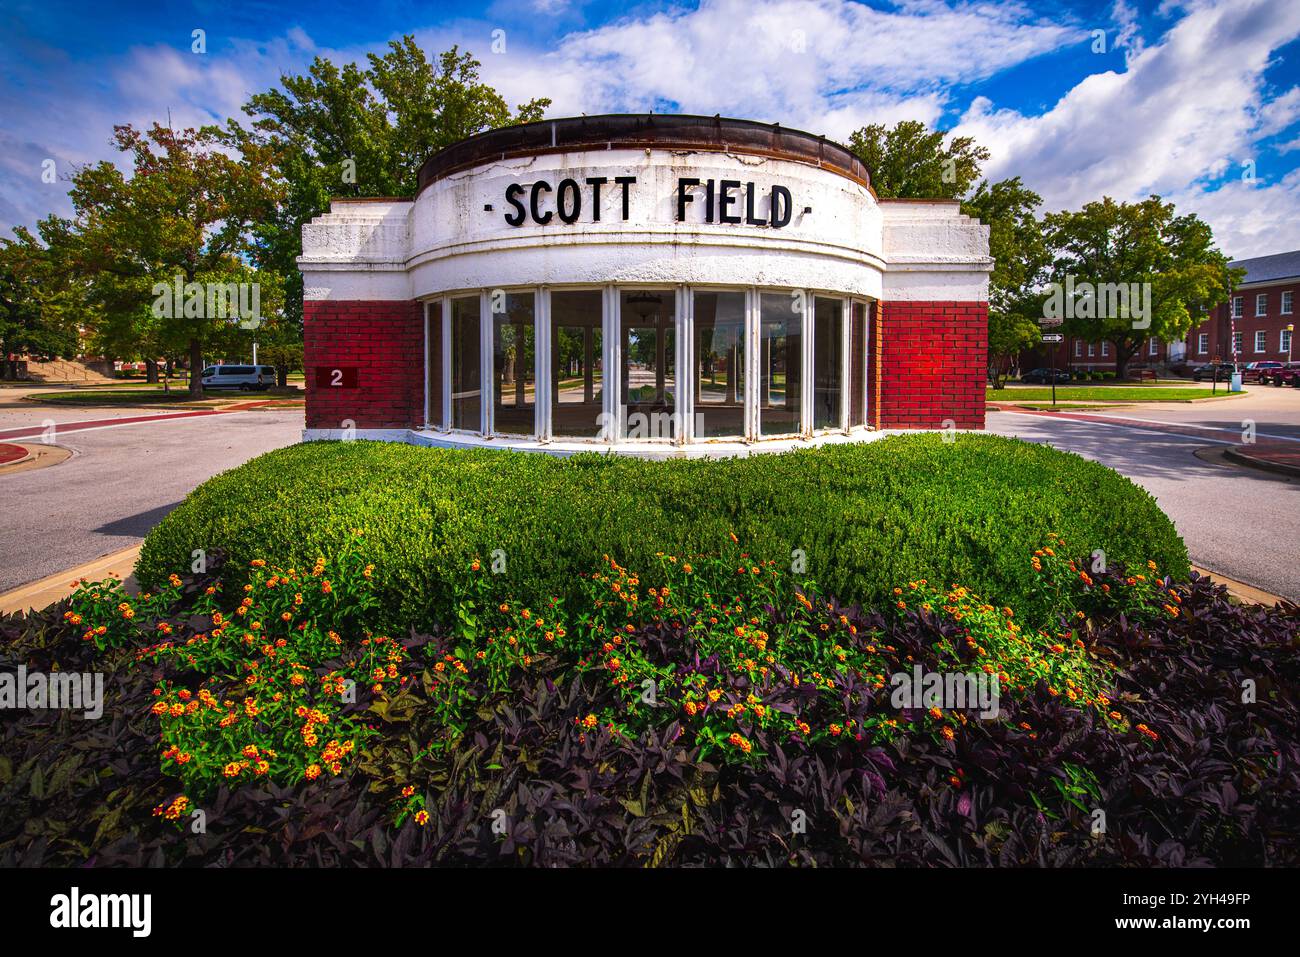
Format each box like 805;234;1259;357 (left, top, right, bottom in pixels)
1260;362;1300;386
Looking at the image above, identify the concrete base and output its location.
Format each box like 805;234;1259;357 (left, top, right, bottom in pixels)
302;427;892;458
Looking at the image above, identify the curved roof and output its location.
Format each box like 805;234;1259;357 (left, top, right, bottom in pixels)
416;114;871;193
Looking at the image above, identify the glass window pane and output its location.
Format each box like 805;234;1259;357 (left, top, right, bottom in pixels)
849;301;866;428
551;290;604;437
427;304;443;428
813;297;843;430
492;291;535;435
694;291;746;439
758;292;801;436
620;289;676;440
450;296;481;431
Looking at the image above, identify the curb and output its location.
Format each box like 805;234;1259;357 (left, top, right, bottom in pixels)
0;543;143;616
1223;445;1300;480
1190;565;1290;607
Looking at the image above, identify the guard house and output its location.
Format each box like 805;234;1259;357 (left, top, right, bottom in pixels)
298;114;991;455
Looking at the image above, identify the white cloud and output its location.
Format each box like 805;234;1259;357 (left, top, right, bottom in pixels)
956;0;1300;258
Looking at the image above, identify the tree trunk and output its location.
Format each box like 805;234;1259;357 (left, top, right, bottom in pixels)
277;365;288;388
144;358;160;383
188;338;204;397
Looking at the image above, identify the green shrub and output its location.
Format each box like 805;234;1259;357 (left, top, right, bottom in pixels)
137;434;1188;631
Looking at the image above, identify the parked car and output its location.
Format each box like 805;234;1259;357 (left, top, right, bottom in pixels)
1021;368;1071;384
1260;362;1300;386
1191;362;1236;382
200;364;276;391
1242;360;1284;382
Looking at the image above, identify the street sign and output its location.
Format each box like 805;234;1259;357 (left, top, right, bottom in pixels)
1041;333;1064;343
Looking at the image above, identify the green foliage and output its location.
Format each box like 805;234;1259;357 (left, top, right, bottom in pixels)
138;436;1189;633
846;119;989;199
239;39;550;330
0;221;85;367
1043;196;1239;376
962;177;1051;386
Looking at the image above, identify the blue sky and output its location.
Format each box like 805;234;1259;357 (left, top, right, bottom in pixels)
4;0;1300;257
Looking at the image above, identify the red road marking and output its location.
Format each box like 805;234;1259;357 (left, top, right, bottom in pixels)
0;442;27;464
0;402;275;442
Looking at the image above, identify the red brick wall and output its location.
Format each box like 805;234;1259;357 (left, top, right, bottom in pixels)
876;301;987;429
304;300;424;430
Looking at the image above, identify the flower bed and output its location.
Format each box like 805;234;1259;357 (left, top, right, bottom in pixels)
2;535;1295;867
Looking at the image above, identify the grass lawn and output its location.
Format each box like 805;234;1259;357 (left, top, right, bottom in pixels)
28;389;298;406
987;386;1246;402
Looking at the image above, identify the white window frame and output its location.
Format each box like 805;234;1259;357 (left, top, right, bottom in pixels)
1282;291;1293;315
1254;330;1267;353
1149;337;1158;356
1232;296;1244;319
1232;331;1243;356
421;284;876;446
1198;333;1208;355
1256;293;1268;317
1074;340;1082;358
1282;328;1293;353
1100;341;1109;357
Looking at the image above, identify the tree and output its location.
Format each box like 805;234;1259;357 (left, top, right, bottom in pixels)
1042;197;1238;379
68;123;283;395
0;221;85;377
238;39;550;340
962;177;1051;388
846;120;989;199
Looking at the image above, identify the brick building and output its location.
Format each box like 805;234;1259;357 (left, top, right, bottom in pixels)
1189;250;1297;366
298;115;992;455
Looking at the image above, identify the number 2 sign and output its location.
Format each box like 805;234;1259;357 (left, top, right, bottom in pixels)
315;367;358;388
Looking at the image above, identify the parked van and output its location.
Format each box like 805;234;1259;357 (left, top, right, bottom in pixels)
200;364;276;391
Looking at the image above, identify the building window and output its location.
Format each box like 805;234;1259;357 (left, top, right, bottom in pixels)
492;291;536;435
551;290;604;438
848;301;867;428
450;296;482;431
758;292;802;437
1149;337;1158;356
1087;342;1095;357
1100;341;1109;357
620;289;676;440
1283;291;1293;315
1074;340;1082;358
1254;330;1267;353
1232;331;1243;355
1283;328;1294;354
1232;296;1244;319
1198;333;1209;354
812;297;843;431
693;290;746;439
1256;293;1268;316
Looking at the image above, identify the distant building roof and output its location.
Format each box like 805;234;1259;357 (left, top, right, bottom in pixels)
1230;250;1300;285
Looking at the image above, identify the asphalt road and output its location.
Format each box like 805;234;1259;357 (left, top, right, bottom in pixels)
0;407;302;592
985;406;1300;601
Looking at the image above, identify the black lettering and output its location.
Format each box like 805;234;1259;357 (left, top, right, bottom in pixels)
705;179;715;222
770;185;793;228
503;183;526;226
530;181;553;224
718;180;741;223
614;176;636;220
677;178;700;221
586;177;607;222
744;182;765;225
557;178;581;224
